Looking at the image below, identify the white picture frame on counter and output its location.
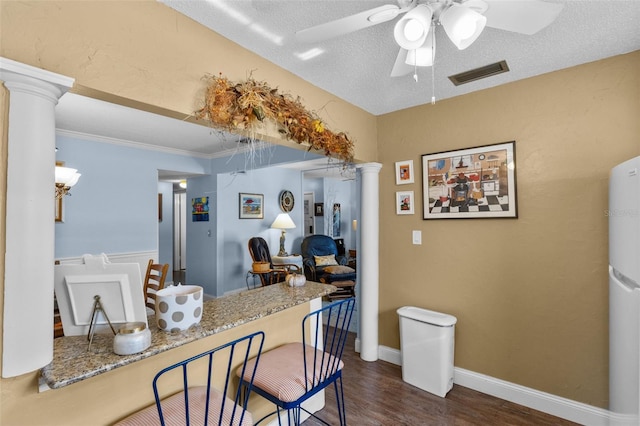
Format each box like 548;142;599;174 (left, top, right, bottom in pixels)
54;254;147;336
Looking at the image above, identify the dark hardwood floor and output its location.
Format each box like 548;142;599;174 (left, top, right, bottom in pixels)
304;332;579;426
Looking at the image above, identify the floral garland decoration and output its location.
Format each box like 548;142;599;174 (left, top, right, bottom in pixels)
196;73;354;163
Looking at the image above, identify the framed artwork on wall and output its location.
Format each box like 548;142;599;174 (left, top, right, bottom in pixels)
396;191;415;215
332;203;341;237
422;141;517;219
192;196;209;222
395;160;414;185
239;193;264;219
314;202;324;217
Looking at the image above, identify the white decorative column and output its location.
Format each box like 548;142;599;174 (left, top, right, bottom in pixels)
0;58;74;377
357;162;382;362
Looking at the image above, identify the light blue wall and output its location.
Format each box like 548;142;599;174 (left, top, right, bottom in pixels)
55;133;348;297
324;177;356;251
55;135;209;258
303;176;357;251
184;173;216;294
215;167;304;294
184;146;325;296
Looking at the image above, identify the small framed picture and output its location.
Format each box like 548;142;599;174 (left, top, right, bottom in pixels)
395;160;414;185
314;202;324;217
239;193;264;219
396;191;415;215
192;196;210;222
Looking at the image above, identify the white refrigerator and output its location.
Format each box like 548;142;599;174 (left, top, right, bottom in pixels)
609;155;640;425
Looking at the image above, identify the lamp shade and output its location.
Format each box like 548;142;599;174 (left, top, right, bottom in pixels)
55;166;81;187
271;213;296;230
440;3;486;50
393;4;432;50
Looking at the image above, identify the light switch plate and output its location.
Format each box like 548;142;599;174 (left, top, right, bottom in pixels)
412;230;422;245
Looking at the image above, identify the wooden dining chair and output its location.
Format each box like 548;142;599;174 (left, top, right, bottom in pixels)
238;298;355;425
115;331;265;426
143;259;169;313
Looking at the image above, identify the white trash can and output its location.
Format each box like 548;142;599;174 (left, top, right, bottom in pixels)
397;306;457;397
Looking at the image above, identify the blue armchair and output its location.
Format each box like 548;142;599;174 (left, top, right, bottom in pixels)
301;235;356;298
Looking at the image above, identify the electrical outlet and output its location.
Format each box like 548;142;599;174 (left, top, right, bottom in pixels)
412;230;422;245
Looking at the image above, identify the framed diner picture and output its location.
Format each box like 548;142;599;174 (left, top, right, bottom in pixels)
422;141;517;219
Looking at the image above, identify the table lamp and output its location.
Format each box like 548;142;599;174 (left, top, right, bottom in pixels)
271;213;296;256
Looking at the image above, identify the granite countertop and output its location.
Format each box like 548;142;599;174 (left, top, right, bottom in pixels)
41;281;335;389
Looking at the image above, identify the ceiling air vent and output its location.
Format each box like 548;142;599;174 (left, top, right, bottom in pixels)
448;60;510;86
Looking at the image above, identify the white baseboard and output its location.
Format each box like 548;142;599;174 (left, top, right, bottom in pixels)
378;343;401;365
453;367;609;426
375;344;609;426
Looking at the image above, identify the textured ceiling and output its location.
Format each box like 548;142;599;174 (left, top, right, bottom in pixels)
161;0;640;115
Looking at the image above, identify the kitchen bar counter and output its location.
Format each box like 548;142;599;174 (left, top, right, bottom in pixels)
41;281;335;389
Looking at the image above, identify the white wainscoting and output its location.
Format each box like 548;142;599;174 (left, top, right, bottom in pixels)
374;344;609;426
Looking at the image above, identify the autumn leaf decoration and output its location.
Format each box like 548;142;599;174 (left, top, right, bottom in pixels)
196;73;355;163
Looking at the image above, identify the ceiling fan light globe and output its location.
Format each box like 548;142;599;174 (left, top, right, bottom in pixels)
455;15;479;39
393;4;433;50
403;20;425;42
440;4;487;50
405;48;432;67
404;31;435;67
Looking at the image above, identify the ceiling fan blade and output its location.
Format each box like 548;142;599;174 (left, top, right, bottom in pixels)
483;0;564;35
296;4;402;43
390;48;414;77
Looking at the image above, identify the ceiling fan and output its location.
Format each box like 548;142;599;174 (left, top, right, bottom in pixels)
295;0;564;78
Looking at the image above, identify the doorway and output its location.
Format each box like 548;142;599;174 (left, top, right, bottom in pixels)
304;192;314;236
173;192;187;283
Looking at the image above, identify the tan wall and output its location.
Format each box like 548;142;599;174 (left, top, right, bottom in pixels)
377;51;640;408
1;0;639;419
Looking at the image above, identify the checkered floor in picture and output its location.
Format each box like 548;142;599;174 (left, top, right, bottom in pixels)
430;195;510;214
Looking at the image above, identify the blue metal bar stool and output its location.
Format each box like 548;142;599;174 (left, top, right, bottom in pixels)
116;331;265;426
238;298;355;425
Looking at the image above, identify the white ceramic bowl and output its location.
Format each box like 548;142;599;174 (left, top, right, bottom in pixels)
155;284;203;332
